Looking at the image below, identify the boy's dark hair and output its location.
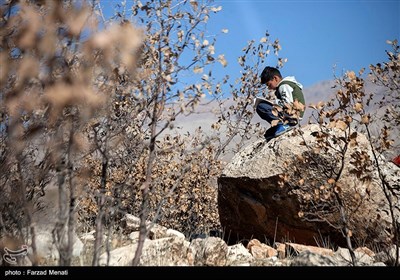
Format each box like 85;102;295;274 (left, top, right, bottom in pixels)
260;66;282;84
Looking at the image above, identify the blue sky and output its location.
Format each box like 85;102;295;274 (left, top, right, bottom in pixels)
100;0;399;88
208;0;400;87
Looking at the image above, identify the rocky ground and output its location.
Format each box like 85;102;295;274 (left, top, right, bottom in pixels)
5;213;398;267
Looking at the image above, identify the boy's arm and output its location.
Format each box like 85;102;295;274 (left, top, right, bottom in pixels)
278;84;294;105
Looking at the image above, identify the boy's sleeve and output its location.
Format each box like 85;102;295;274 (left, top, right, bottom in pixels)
278;84;294;104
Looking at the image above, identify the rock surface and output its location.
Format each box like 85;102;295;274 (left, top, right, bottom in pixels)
217;124;400;247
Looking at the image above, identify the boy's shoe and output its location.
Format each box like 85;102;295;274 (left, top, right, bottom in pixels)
264;126;276;141
273;123;294;137
264;123;296;141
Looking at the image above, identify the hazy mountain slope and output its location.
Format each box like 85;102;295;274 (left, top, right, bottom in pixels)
171;79;398;161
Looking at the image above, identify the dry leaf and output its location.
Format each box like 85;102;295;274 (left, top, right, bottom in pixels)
361;114;370;124
354;102;363;113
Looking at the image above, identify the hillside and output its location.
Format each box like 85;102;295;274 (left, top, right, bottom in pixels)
174;78;398;162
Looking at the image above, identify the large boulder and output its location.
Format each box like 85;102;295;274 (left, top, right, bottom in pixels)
217;124;400;248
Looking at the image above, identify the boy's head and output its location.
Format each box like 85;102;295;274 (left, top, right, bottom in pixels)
260;66;282;90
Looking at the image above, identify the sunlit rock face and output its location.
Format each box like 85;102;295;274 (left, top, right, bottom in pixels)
218;124;400;248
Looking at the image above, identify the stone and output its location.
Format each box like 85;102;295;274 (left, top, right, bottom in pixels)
218;124;400;248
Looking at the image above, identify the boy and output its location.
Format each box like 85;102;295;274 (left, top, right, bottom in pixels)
255;66;306;141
